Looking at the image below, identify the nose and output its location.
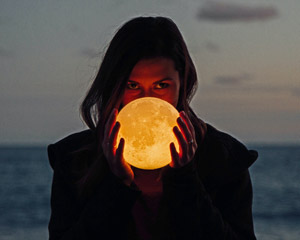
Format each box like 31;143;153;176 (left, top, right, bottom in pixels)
140;89;155;98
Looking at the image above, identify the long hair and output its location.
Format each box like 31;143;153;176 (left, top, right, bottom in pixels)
76;16;207;199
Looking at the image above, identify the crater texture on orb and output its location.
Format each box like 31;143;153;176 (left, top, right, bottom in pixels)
116;97;179;170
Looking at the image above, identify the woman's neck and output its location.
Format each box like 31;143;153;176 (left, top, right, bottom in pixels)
132;167;163;195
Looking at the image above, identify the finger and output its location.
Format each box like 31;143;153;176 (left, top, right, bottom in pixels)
109;121;120;154
177;116;193;143
173;126;187;158
116;138;131;174
114;138;129;177
180;111;196;140
111;137;124;169
115;137;125;163
103;108;118;141
177;116;197;158
170;142;180;168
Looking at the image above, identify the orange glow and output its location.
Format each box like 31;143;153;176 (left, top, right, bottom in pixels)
116;97;180;170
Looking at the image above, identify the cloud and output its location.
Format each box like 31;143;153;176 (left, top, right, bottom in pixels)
241;85;300;99
0;47;13;58
205;41;220;52
79;47;100;58
214;73;253;85
0;16;6;25
290;88;300;97
197;1;278;22
211;80;300;99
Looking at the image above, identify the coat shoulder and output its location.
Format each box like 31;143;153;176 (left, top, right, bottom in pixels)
197;123;258;188
51;129;94;149
204;123;258;168
47;129;95;169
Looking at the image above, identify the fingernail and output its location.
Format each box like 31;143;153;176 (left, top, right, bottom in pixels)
173;126;179;133
177;117;183;123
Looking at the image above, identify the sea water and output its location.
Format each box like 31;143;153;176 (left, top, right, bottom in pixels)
0;145;299;239
249;145;300;240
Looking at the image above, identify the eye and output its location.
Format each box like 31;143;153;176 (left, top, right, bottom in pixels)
127;82;139;90
156;82;169;89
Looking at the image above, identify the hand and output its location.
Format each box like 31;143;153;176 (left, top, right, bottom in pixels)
102;108;134;186
169;111;198;168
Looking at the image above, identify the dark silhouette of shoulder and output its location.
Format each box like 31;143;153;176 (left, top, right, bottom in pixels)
47;129;95;169
195;123;258;188
204;123;258;167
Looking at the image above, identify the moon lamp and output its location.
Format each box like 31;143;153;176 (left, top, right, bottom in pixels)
116;97;180;170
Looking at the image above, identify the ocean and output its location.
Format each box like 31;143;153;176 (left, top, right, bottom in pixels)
0;144;299;239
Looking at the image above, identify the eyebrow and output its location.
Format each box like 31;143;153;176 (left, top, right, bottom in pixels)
127;78;174;84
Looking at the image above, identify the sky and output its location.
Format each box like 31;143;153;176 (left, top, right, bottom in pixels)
0;0;299;145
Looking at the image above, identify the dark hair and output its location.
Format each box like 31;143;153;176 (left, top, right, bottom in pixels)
76;16;207;198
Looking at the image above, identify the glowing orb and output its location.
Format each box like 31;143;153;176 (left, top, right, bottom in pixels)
116;97;180;170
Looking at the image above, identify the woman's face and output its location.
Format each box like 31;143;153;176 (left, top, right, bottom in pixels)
121;57;181;108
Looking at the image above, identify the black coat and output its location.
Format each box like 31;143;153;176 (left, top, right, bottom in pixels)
47;124;258;240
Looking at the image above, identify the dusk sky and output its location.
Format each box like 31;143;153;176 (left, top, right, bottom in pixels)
1;0;299;145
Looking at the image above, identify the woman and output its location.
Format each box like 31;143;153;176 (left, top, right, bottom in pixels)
47;16;258;239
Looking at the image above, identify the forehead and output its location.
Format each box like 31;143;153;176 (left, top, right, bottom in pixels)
129;57;177;81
